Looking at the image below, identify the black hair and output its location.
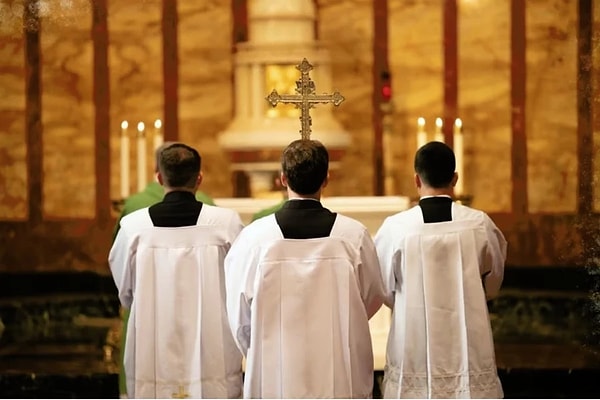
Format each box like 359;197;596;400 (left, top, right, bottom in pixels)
414;141;455;188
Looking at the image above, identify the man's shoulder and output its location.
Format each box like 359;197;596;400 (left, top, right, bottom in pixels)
121;207;151;225
334;213;368;230
453;203;489;222
331;213;371;242
201;203;240;219
382;205;422;226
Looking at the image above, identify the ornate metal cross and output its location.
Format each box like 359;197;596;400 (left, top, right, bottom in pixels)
265;58;345;140
171;385;189;399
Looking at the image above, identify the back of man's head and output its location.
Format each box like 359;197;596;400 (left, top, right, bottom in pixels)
158;143;201;189
281;139;329;195
154;141;177;173
414;141;456;188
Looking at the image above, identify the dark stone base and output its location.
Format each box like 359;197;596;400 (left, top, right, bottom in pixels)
0;373;118;399
1;268;600;398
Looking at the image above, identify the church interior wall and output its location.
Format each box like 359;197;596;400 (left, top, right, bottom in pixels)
316;0;375;197
41;0;94;218
0;12;26;220
107;0;163;205
457;0;511;213
592;0;600;212
525;0;577;213
0;0;596;272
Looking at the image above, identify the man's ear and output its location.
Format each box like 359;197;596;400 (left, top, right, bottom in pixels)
196;171;204;187
451;171;458;187
280;172;288;188
414;173;422;189
157;171;164;186
322;173;329;189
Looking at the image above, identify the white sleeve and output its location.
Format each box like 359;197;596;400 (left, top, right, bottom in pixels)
357;228;385;319
224;229;259;356
374;219;398;308
227;210;245;243
480;214;507;300
108;226;137;308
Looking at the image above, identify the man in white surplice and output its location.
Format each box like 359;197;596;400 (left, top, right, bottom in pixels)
109;143;244;398
374;141;507;399
225;139;385;399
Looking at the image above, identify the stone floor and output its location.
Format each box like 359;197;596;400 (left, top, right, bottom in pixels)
1;269;600;398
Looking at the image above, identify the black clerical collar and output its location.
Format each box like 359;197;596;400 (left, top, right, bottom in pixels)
282;198;324;210
163;190;197;203
419;196;453;223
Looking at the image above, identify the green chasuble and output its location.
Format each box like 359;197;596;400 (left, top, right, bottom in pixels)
251;199;286;221
112;181;215;395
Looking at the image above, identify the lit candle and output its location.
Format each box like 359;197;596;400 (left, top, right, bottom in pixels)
153;119;163;151
120;121;130;198
137;122;146;191
434;117;444;142
454;118;464;195
417;117;426;150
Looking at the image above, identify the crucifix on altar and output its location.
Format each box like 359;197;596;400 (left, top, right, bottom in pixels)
265;58;346;140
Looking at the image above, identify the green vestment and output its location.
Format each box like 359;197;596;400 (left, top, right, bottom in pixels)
251;199;286;221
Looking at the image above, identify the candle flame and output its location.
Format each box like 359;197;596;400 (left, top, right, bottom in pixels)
417;117;425;127
435;117;443;128
121;120;128;130
154;119;162;129
455;118;462;128
137;122;145;131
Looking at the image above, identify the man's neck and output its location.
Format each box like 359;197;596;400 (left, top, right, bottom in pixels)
418;187;453;198
164;187;196;195
287;189;321;201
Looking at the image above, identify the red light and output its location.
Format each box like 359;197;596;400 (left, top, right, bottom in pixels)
382;85;392;101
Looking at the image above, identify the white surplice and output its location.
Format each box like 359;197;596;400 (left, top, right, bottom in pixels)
374;202;507;399
225;214;385;399
109;205;244;399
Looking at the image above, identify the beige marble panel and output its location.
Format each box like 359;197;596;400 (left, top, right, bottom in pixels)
458;0;511;212
108;0;162;202
41;0;94;218
317;0;374;196
592;3;600;212
526;0;577;213
0;32;27;220
178;0;234;198
388;0;443;200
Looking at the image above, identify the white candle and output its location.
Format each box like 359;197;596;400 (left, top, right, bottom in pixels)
417;117;426;150
153;119;163;151
434;117;444;142
120;121;130;198
454;118;464;195
137;122;146;191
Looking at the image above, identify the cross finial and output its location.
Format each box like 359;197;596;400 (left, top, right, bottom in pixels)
265;58;345;140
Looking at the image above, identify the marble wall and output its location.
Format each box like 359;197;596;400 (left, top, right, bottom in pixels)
458;0;511;213
41;0;94;218
0;3;26;220
526;0;577;213
178;0;234;198
317;0;374;197
388;0;444;202
108;0;163;204
0;0;590;219
592;1;600;212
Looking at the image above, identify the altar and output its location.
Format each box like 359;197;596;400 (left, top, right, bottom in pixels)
215;195;411;370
